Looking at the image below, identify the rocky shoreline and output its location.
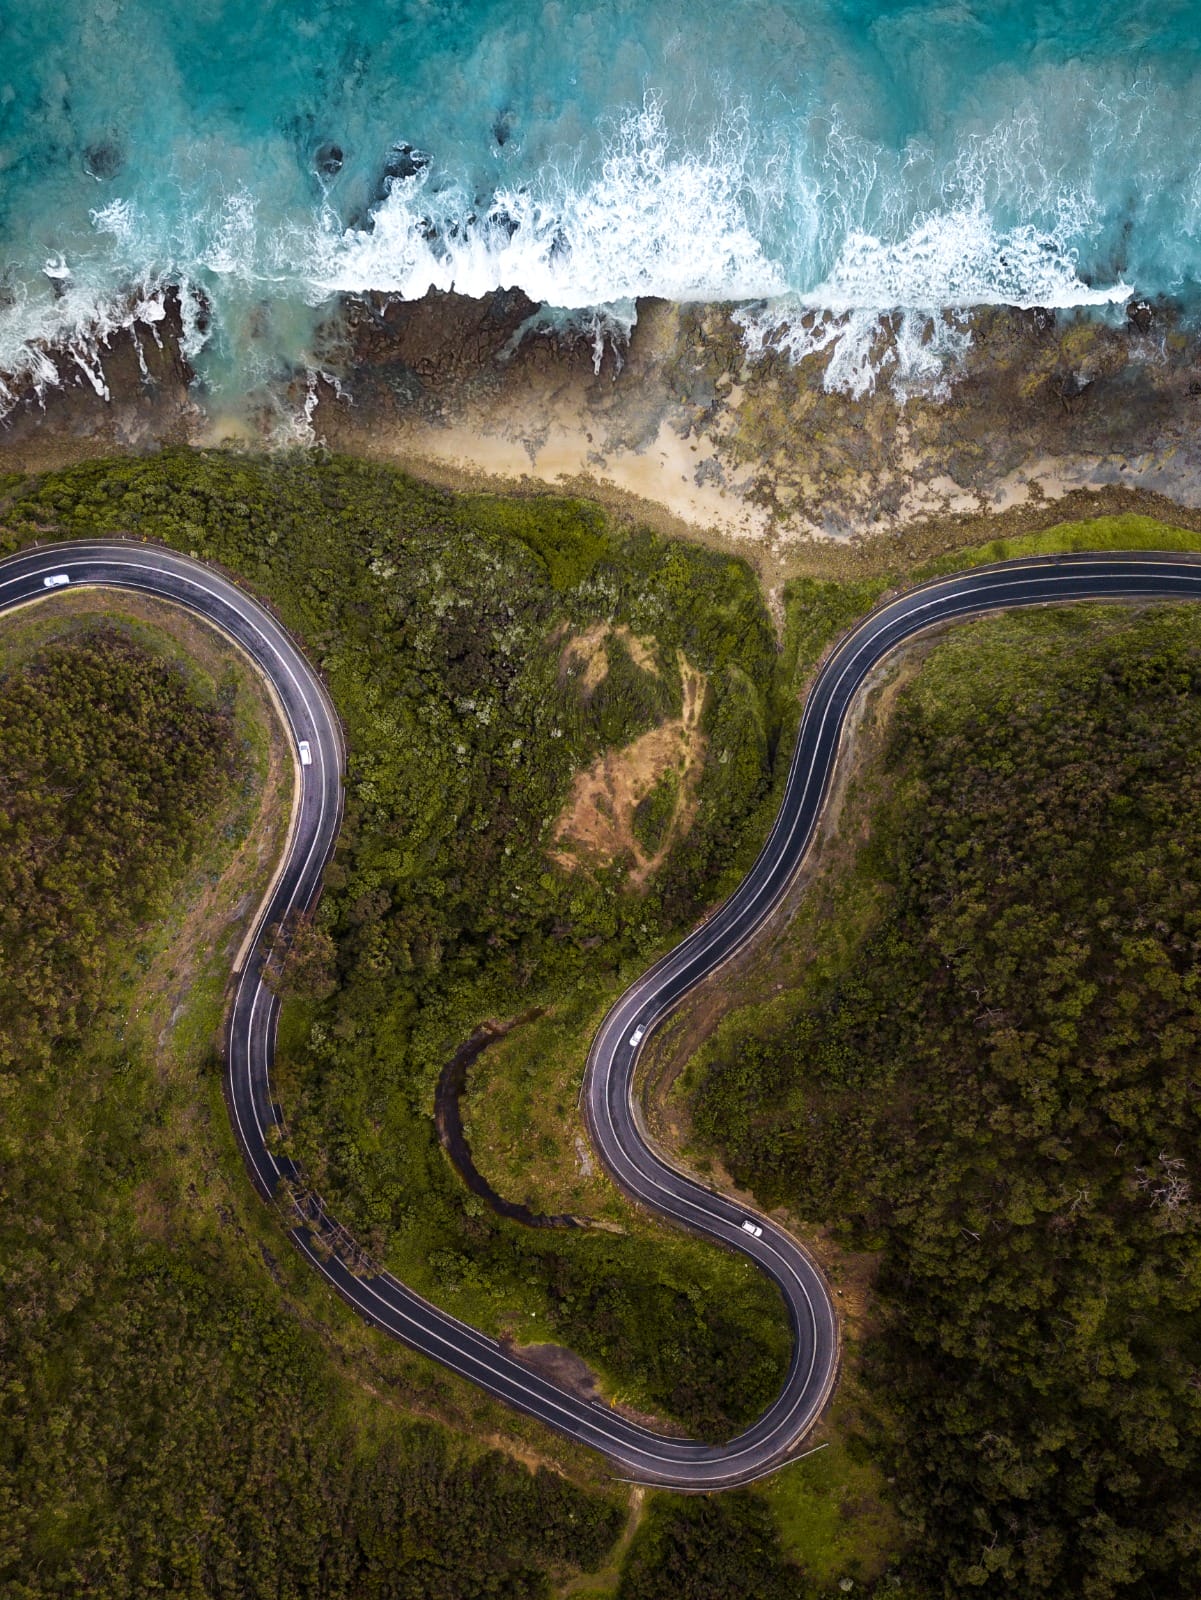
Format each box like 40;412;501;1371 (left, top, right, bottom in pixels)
7;287;1201;578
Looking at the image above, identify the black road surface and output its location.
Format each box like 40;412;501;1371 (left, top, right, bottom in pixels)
4;539;1199;1488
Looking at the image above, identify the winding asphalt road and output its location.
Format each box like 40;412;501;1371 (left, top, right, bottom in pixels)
4;538;1201;1488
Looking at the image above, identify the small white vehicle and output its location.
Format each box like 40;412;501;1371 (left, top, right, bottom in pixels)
628;1025;645;1048
298;740;313;767
42;573;70;588
741;1219;763;1239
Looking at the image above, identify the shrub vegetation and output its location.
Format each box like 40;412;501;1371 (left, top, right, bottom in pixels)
0;451;794;1437
689;604;1201;1598
15;460;1197;1594
0;615;624;1598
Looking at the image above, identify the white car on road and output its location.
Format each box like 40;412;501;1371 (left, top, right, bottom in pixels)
298;740;313;767
42;573;70;588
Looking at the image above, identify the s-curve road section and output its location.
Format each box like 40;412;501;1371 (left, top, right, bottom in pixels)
5;539;1201;1489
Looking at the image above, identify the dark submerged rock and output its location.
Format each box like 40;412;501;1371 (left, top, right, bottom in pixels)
383;141;432;183
83;138;123;181
1127;297;1154;334
359;141;435;217
489;207;520;240
314;142;344;178
190;287;212;339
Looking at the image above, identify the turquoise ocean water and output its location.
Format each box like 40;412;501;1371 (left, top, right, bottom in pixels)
2;0;1199;416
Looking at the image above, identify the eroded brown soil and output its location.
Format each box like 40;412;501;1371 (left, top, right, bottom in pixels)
552;652;706;886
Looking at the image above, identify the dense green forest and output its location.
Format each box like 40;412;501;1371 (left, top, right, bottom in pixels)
0;611;648;1599
0;617;633;1597
689;604;1201;1598
0;451;895;1600
0;451;797;1436
0;626;234;1071
11;457;1200;1597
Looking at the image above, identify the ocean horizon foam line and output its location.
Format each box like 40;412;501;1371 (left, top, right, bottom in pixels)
0;103;1138;419
0;262;1133;427
304;98;788;306
303;101;1130;312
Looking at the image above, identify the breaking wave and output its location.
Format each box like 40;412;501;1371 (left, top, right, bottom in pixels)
4;0;1201;419
309;102;786;307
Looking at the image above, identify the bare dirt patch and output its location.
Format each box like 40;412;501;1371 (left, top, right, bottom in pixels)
552;653;706;887
503;1342;603;1403
559;621;658;692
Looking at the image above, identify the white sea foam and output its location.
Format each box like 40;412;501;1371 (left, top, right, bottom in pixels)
738;307;976;403
270;368;350;448
307;99;786;307
737;185;1128;400
504;300;638;375
818;203;1127;314
0;270;177;417
305;99;1131;401
0;190;201;418
0;96;1145;420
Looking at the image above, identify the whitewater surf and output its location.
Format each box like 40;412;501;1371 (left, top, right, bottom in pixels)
0;1;1193;418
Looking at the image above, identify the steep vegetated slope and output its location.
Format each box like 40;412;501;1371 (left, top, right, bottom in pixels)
0;626;234;1069
0;451;794;1441
687;605;1201;1598
0;610;624;1598
11;462;1197;1595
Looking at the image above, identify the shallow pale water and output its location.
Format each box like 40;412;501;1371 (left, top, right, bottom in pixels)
1;0;1199;415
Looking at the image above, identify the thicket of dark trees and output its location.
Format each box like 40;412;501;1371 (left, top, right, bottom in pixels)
693;605;1201;1598
0;621;624;1599
0;452;794;1438
616;1491;809;1600
0;627;234;1071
